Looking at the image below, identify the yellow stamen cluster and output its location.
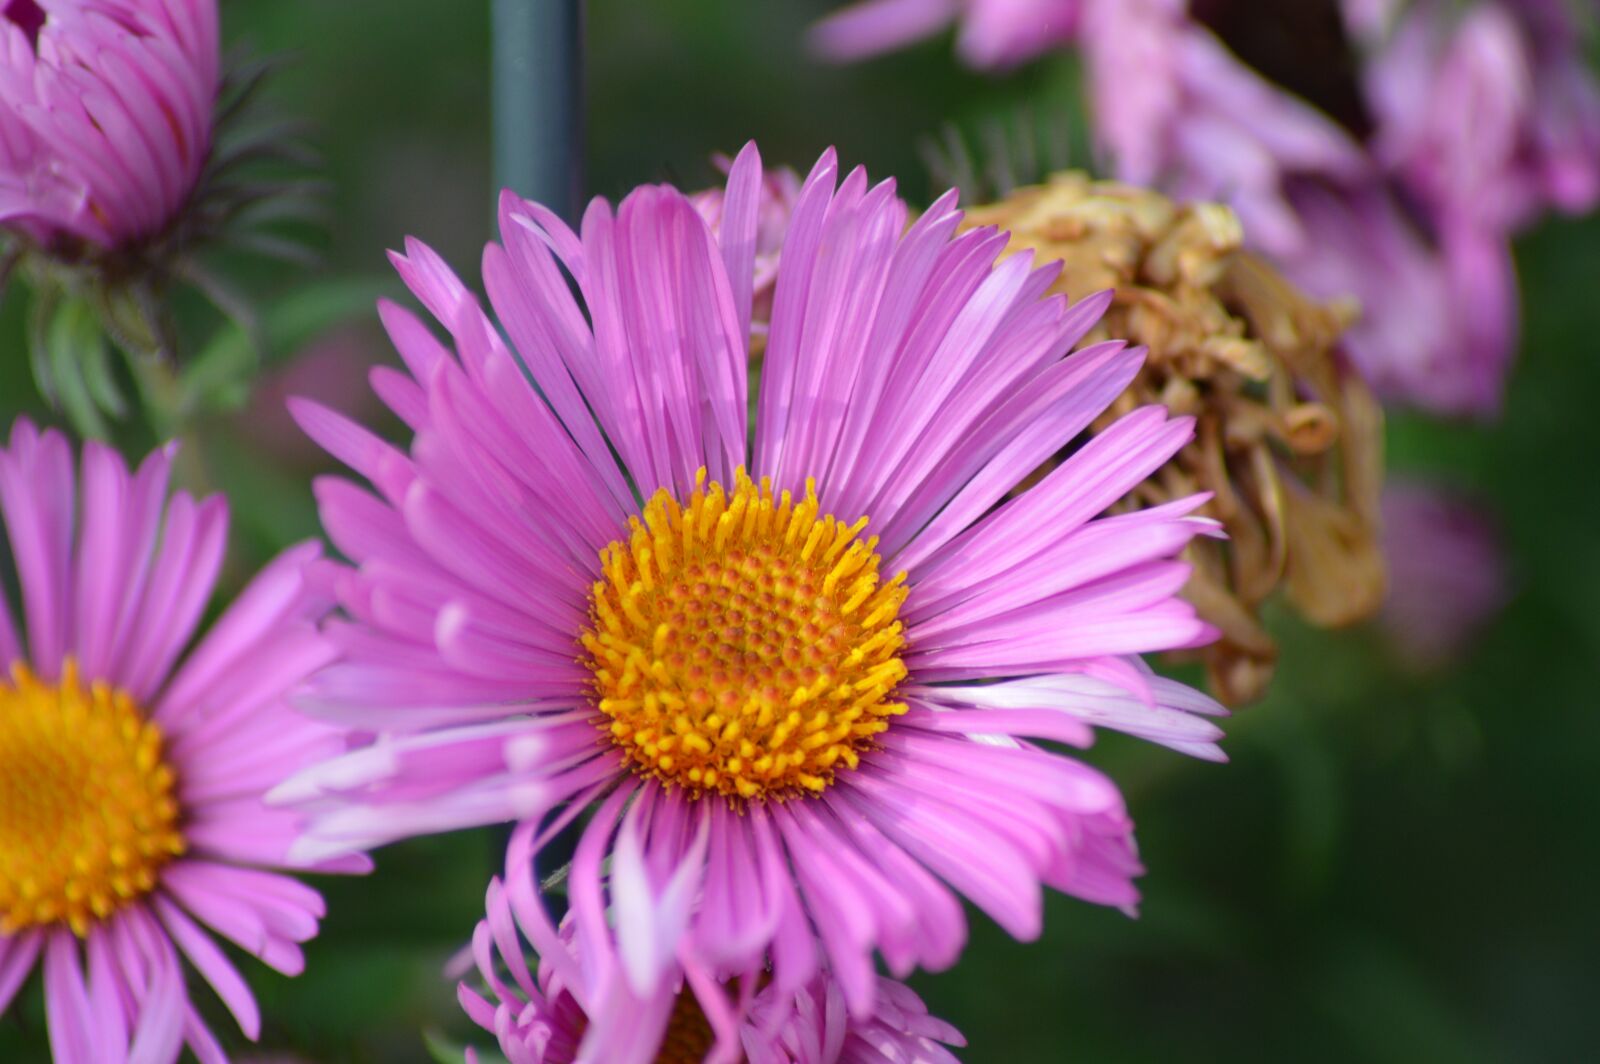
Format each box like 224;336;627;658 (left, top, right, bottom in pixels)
583;468;909;801
0;660;184;936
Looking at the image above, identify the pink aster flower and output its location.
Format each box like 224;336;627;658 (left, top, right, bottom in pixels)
1094;1;1600;418
810;0;1081;69
281;144;1227;1022
1113;1;1600;419
1083;0;1596;418
0;0;219;251
1289;0;1599;416
1080;0;1370;258
459;866;963;1064
0;419;366;1063
1358;0;1600;228
1379;480;1510;671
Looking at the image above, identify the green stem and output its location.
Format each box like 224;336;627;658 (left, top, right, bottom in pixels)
131;353;211;495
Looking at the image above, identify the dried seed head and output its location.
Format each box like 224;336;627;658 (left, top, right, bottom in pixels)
965;172;1386;705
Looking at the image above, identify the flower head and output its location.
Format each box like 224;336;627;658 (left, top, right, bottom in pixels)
1358;0;1600;228
1322;0;1595;413
1319;0;1600;415
811;0;1600;416
459;867;963;1064
0;0;219;252
1;0;321;436
283;145;1226;1022
964;173;1385;704
0;419;365;1062
1080;0;1370;257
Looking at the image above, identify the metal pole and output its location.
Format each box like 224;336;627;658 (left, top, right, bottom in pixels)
491;0;584;221
489;0;585;888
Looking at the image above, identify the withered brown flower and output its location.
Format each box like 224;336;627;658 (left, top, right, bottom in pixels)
964;172;1385;705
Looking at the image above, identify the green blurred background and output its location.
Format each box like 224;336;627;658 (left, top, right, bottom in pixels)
3;1;1599;1060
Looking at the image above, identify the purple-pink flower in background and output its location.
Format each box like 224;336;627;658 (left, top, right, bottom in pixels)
812;0;1369;253
1360;0;1600;229
0;420;366;1064
1282;181;1518;415
279;143;1227;1025
1079;0;1371;258
811;0;1081;69
810;0;1600;418
246;324;389;468
459;866;963;1064
0;0;219;251
1308;0;1598;415
1379;480;1510;670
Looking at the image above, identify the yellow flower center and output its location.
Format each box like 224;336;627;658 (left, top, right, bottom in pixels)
583;468;909;801
0;660;184;936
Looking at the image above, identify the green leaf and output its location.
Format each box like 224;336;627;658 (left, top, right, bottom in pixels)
96;282;170;361
43;296;114;440
79;320;129;420
25;282;61;409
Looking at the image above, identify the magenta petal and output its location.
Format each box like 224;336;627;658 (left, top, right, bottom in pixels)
152;896;260;1040
44;932;98;1064
808;0;962;63
0;929;42;1014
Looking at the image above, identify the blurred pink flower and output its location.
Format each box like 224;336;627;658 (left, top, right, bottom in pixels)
1366;4;1534;231
1379;481;1510;670
1362;0;1600;235
1334;0;1598;415
810;0;1081;69
1282;181;1517;416
1080;0;1368;258
809;0;1600;418
0;0;219;251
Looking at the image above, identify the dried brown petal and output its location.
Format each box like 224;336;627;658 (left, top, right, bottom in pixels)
968;173;1387;704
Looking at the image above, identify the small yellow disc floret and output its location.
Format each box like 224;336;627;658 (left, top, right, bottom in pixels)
0;660;184;936
583;468;909;801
